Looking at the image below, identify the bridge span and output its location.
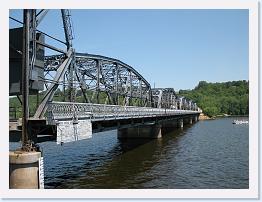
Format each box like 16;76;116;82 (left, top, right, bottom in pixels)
45;101;200;144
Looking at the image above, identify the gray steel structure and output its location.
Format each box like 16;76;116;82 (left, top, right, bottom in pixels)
151;88;177;109
176;96;189;110
42;52;152;116
151;88;197;111
47;101;198;124
9;10;200;145
10;9;198;120
24;9;152;119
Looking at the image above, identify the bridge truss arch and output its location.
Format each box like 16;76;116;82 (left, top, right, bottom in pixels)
39;52;152;118
75;53;152;106
151;88;199;111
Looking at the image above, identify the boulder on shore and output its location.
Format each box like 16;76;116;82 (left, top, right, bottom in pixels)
199;113;212;120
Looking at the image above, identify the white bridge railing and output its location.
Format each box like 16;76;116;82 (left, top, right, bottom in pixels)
47;101;200;124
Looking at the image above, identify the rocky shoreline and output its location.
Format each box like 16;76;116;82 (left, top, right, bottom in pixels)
198;113;213;120
198;113;248;120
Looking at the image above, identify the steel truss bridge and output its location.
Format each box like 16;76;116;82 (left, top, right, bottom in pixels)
9;9;201;145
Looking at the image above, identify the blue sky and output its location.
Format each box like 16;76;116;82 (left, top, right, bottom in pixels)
9;9;248;91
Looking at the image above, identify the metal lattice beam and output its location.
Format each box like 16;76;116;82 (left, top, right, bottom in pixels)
41;53;152;110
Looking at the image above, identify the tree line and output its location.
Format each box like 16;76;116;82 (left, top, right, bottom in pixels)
179;80;249;117
10;80;249;119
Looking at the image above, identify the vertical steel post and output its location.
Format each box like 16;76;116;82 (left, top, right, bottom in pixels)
68;63;74;102
139;79;142;107
21;10;30;146
148;88;152;107
169;93;171;108
61;9;74;103
81;74;87;102
63;74;66;101
115;63;119;105
129;70;132;106
61;9;72;49
96;60;100;103
29;10;36;80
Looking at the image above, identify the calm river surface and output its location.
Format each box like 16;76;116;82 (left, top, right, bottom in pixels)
10;117;249;189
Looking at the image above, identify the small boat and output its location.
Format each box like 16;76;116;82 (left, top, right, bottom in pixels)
232;120;248;124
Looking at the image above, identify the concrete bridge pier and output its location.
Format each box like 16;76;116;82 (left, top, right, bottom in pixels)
9;151;43;189
194;115;199;122
161;120;179;134
118;119;185;139
189;117;193;124
177;119;184;128
117;123;162;139
194;116;198;123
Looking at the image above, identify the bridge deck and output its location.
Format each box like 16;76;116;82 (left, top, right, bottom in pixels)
46;102;200;144
47;101;200;123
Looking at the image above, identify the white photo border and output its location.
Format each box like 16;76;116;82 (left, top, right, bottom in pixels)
0;0;259;199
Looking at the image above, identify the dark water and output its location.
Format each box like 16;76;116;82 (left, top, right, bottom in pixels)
10;117;249;189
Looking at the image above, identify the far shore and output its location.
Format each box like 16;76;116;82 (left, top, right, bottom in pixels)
199;113;249;120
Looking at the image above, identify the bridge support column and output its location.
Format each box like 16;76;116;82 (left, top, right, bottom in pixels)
9;151;43;189
189;117;193;124
178;119;183;128
160;120;178;133
117;124;162;139
194;115;198;122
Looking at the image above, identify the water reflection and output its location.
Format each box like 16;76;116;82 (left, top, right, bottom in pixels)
11;117;248;189
54;126;191;189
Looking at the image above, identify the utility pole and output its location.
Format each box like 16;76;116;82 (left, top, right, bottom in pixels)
21;9;30;149
10;10;42;189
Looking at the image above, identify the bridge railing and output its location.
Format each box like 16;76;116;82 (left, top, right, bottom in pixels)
47;101;199;124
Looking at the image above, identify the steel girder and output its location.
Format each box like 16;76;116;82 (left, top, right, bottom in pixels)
34;49;74;118
35;9;49;26
40;52;152;117
61;9;74;49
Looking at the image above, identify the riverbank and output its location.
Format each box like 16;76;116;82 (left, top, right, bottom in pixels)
199;113;249;120
198;113;213;120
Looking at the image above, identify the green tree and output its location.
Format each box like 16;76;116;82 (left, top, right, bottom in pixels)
179;80;249;117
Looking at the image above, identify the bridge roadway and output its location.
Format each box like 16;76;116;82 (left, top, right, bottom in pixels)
46;102;200;144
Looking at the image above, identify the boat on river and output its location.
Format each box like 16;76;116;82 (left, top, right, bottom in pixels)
232;120;248;125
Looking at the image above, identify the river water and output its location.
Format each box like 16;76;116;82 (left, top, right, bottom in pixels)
10;117;249;189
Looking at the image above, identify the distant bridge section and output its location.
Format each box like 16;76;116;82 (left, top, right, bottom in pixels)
152;88;176;109
152;88;198;111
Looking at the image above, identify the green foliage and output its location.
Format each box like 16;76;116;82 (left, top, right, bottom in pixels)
179;80;249;117
9;80;249;119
